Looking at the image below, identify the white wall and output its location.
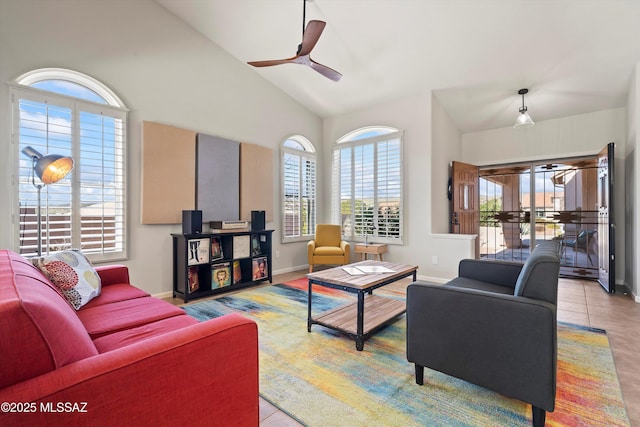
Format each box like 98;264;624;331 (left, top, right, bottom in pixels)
461;108;627;286
626;65;639;299
0;0;322;295
431;94;462;234
324;93;474;282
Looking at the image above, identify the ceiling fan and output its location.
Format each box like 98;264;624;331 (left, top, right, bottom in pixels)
247;0;342;82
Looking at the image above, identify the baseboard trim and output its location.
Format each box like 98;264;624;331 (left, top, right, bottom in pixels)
153;291;173;300
273;264;309;276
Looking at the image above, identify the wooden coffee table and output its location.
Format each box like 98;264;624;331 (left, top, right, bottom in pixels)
306;260;418;351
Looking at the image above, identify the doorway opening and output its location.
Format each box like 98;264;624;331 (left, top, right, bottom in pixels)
479;158;600;280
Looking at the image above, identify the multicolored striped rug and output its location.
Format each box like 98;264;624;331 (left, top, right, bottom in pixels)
183;279;629;427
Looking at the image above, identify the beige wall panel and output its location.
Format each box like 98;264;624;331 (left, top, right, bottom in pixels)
141;121;196;224
240;143;274;222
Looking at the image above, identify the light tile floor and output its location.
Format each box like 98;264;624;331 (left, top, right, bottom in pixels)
255;271;640;426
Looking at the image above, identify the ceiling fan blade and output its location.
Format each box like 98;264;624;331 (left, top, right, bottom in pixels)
298;20;326;56
309;59;342;82
247;57;296;67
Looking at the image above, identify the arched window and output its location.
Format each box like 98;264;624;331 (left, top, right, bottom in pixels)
333;126;403;243
12;68;128;261
281;135;316;242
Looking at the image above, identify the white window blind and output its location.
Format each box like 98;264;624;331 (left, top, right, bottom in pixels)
282;137;317;242
13;85;127;262
333;129;403;243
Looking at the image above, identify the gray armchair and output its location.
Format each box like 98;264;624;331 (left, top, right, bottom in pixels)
407;241;561;427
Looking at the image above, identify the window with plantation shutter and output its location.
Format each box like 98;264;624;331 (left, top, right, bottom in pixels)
281;136;316;243
12;69;128;262
332;127;403;244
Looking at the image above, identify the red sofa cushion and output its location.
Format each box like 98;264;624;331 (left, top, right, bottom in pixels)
78;296;185;338
93;315;199;352
0;251;98;389
80;283;149;309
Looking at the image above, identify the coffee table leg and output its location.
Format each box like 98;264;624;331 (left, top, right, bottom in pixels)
307;279;313;332
356;291;364;351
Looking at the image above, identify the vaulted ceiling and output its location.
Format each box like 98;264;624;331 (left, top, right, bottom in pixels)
156;0;640;133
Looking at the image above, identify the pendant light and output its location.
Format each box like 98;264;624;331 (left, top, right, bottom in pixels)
513;88;534;128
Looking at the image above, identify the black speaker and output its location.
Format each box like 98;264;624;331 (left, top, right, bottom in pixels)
251;210;265;230
182;210;202;234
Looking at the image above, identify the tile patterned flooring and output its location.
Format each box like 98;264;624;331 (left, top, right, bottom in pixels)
177;269;640;426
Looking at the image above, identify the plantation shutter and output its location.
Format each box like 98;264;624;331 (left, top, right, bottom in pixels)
283;149;316;239
17;95;74;255
78;108;126;255
283;152;301;238
376;138;402;238
354;144;375;237
333;130;403;243
301;155;316;236
14;86;127;261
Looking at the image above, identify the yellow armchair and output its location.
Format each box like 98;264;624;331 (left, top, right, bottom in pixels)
307;224;350;272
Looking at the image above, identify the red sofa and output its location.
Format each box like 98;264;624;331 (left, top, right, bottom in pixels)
0;250;258;426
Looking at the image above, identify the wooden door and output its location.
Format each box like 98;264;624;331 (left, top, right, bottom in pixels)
450;161;480;257
597;143;615;293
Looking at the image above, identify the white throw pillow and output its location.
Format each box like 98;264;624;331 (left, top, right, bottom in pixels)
33;250;101;310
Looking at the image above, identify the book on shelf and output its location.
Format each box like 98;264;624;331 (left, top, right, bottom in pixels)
233;235;251;258
252;257;268;280
233;260;242;284
187;237;210;265
211;236;223;260
251;235;262;256
188;266;200;292
211;262;231;289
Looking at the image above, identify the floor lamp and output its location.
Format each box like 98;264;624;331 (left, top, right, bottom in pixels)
21;146;74;257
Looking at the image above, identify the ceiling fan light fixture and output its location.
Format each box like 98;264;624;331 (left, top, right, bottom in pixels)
513;88;534;128
247;0;342;82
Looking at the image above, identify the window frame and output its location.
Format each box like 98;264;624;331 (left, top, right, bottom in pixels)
11;69;128;263
332;127;404;244
281;135;317;243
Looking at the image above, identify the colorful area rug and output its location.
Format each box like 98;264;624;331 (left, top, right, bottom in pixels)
183;278;629;427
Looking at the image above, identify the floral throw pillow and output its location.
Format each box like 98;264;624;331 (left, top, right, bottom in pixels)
33;250;101;310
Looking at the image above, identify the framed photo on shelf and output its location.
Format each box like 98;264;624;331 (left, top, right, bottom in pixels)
251;236;262;256
188;266;200;292
252;257;268;281
211;262;231;289
233;260;242;284
211;236;223;261
187;238;210;266
233;235;251;259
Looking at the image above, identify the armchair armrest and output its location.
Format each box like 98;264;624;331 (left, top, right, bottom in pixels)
340;241;350;263
0;313;259;427
307;240;316;258
458;259;523;288
406;282;556;411
95;265;130;287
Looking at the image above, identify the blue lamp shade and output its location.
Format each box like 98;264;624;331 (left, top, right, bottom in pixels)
21;146;74;184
